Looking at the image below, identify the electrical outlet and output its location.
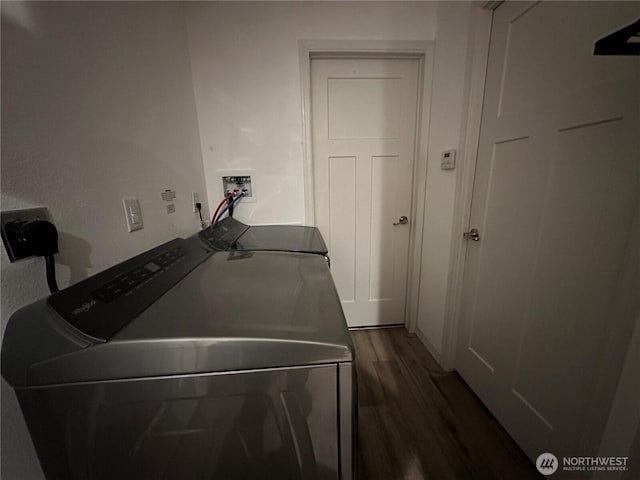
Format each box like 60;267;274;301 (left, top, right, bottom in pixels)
1;207;51;262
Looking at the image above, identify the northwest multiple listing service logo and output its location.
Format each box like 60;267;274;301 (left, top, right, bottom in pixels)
536;453;629;476
536;453;558;475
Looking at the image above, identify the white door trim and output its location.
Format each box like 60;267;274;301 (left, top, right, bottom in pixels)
438;7;494;370
299;40;434;332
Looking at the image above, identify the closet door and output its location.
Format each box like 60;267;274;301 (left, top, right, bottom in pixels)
456;1;639;460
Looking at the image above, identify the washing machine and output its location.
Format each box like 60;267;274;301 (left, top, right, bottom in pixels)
1;235;354;479
198;217;329;261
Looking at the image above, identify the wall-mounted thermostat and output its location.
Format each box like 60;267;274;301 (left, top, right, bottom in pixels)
441;149;456;170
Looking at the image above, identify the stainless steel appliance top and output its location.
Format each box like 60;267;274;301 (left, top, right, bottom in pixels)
198;217;328;256
2;247;352;388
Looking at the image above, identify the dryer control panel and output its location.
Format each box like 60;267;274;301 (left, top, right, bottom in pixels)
48;236;212;342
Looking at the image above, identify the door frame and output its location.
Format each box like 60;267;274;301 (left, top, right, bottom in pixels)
438;6;494;369
299;40;434;331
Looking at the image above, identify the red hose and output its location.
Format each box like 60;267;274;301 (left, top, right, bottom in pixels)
211;193;233;224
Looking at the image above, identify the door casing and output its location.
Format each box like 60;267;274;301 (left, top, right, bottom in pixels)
299;40;434;332
439;5;494;370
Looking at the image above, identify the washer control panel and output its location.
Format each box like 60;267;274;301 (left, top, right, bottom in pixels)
48;237;211;341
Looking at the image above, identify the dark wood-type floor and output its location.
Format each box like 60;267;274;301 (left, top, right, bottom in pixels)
352;327;541;480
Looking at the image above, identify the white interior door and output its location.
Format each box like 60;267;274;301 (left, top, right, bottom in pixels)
311;57;419;327
456;1;640;460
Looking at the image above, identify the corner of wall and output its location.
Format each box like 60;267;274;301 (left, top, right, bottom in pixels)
416;0;475;359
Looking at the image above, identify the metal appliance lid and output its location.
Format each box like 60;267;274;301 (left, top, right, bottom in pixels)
234;225;328;255
6;250;352;387
199;217;328;255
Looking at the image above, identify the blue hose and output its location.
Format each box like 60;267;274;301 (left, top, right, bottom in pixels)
215;193;245;224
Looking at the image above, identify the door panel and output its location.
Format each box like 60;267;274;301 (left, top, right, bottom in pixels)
328;156;357;303
19;366;340;480
467;136;541;373
370;155;399;301
311;58;419;327
456;1;640;460
327;78;403;139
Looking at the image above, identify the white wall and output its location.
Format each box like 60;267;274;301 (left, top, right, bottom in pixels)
186;0;473;355
416;1;474;355
1;0;480;476
1;2;207;478
186;1;438;224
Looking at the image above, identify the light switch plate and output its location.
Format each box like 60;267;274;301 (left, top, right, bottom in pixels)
122;198;143;232
192;192;200;213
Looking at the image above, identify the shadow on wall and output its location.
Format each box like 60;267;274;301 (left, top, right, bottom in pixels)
56;232;92;285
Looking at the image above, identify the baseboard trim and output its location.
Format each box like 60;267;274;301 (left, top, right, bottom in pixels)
348;323;405;331
415;327;453;371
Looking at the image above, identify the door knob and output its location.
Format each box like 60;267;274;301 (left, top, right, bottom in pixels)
393;216;409;226
463;228;480;241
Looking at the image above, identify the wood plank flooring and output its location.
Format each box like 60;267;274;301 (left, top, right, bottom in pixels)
352;327;540;480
